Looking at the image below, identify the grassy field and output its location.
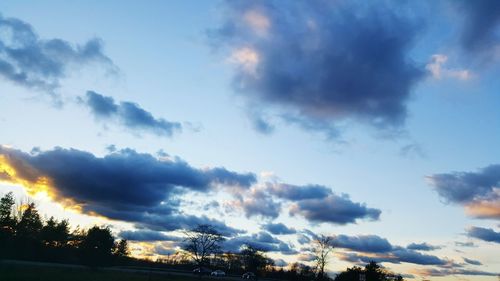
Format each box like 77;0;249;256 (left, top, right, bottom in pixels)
0;262;206;281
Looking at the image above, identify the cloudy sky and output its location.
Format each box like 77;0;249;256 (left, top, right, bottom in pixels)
0;1;499;280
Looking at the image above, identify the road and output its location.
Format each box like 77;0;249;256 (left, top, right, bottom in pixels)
0;259;265;281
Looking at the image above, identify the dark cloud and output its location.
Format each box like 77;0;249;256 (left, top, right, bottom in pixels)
297;234;311;245
231;183;379;225
340;248;447;267
119;230;182;242
428;164;500;203
0;14;113;95
289;194;381;225
338;252;397;265
203;200;220;211
263;222;296;235
463;257;482;266
268;183;332;201
227;189;281;219
86;91;118;117
301;229;319;241
334;234;449;266
279;243;298;255
390;247;447;266
455;241;476;247
406;242;441;251
85;91;182;137
210;1;424;135
333;234;393;253
223;231;297;255
219;181;378;227
207;167;257;188
427;164;500;220
455;1;500;56
105;144;117;153
0;146;253;234
466;227;500;244
415;268;499;277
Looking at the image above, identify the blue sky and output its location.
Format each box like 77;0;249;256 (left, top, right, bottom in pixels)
0;1;499;280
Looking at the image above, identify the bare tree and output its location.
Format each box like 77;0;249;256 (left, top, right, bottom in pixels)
314;235;334;280
183;224;225;267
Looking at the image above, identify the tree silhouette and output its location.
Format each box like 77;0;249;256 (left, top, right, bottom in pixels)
80;226;115;266
0;193;412;280
364;261;386;281
287;262;318;281
16;203;43;239
114;239;130;257
14;202;43;259
183;224;224;267
0;192;16;258
240;244;273;275
334;262;403;281
0;192;15;228
334;266;363;281
41;217;70;247
313;235;334;280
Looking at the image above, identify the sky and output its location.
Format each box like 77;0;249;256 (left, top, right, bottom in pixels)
0;0;499;280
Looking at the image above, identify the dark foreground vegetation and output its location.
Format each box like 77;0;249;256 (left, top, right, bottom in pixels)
0;192;128;266
0;261;201;281
0;192;405;281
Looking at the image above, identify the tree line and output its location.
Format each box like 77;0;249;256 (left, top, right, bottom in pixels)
0;192;405;281
0;192;129;266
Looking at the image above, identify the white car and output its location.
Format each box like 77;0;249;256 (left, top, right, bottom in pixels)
211;270;226;276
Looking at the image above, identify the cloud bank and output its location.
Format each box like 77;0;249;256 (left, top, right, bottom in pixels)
227;182;381;225
0;145;254;235
223;231;297;255
119;230;182;242
333;234;449;266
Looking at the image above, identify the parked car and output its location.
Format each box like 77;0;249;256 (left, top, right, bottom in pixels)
242;272;256;279
211;270;226;277
193;267;212;275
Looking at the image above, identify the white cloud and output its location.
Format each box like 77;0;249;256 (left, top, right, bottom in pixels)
426;54;472;80
229;47;260;76
244;10;271;36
